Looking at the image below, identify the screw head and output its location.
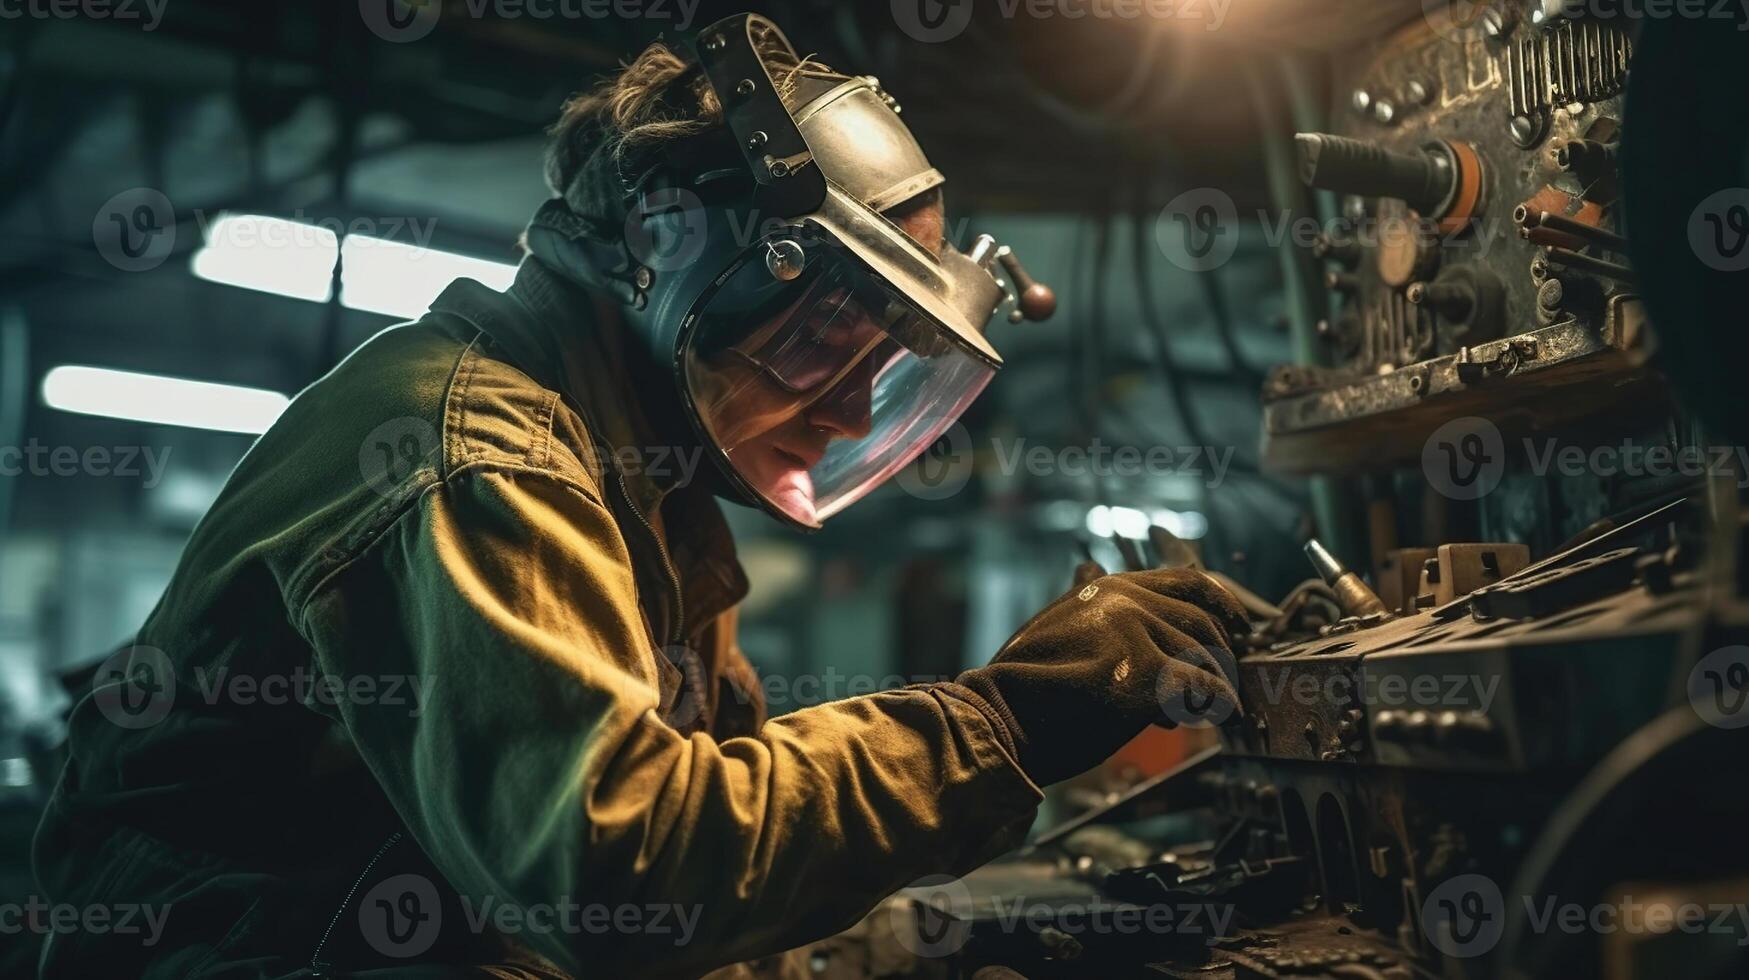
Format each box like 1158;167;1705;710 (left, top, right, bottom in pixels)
702;33;725;52
765;239;806;281
1352;89;1372;114
634;267;653;290
735;78;755;98
1373;99;1397;125
1509;114;1537;145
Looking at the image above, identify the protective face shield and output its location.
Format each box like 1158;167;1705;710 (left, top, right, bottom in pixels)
680;224;997;526
610;14;1054;529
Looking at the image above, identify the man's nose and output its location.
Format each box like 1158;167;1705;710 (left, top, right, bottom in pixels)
804;373;874;440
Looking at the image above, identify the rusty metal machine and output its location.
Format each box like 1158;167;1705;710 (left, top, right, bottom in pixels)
1261;1;1654;475
869;7;1749;980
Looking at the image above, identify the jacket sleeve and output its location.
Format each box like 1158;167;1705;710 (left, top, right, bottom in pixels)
299;465;1041;976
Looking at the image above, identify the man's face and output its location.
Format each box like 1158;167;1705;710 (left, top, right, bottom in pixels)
698;203;945;524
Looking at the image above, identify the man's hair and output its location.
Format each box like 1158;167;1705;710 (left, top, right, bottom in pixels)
543;25;942;241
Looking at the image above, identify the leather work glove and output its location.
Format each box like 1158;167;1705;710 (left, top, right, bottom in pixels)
948;563;1250;787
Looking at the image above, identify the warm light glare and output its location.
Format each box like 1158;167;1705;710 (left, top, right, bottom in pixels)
41;365;290;434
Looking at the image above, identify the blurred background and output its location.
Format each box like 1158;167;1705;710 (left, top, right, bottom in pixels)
0;0;1432;915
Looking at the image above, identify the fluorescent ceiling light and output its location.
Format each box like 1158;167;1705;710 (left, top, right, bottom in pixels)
189;212;517;319
339;233;516;320
1086;504;1152;540
1086;504;1209;541
191;214;337;304
41;365;289;435
1152;508;1209;540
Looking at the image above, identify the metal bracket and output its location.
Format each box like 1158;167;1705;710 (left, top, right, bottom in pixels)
690;14;827;219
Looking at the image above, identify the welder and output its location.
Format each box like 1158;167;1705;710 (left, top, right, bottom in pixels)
33;14;1246;978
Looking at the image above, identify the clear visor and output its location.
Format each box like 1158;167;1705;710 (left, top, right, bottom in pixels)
682;237;995;527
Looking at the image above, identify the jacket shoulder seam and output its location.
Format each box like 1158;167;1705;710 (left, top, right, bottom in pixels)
439;331;486;480
439;332;566;475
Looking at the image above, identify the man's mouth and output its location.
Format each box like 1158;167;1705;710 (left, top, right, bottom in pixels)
775;446;821;470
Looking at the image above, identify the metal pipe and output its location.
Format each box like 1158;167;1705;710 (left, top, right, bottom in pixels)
1542;247;1639;286
0;307;26;603
1248;56;1365;569
1520;208;1629;252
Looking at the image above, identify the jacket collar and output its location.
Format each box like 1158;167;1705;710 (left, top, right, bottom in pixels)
427;254;749;633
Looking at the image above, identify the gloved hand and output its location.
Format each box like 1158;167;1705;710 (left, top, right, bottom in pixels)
946;562;1250;787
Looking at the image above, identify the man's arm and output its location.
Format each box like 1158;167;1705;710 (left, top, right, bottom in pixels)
300;464;1041;976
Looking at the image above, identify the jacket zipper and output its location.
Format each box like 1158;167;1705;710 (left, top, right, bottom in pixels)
309;830;406;976
617;470;685;646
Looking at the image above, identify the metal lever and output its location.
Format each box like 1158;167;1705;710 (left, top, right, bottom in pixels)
995;245;1057;322
1294;133;1455;216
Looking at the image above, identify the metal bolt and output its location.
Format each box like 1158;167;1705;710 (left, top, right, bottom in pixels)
1352;89;1372;115
702;33;725;52
1373;99;1397;125
1537;277;1564;310
1405;79;1431;105
746;130;768;150
1509;114;1537;145
1481;7;1508;38
634;267;653;290
734;78;755;98
765;239;806;281
1038;927;1083;960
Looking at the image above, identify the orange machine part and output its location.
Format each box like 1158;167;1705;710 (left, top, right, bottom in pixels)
1436;139;1484;235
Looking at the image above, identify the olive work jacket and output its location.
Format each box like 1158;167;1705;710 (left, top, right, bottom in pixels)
31;254;1041;978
